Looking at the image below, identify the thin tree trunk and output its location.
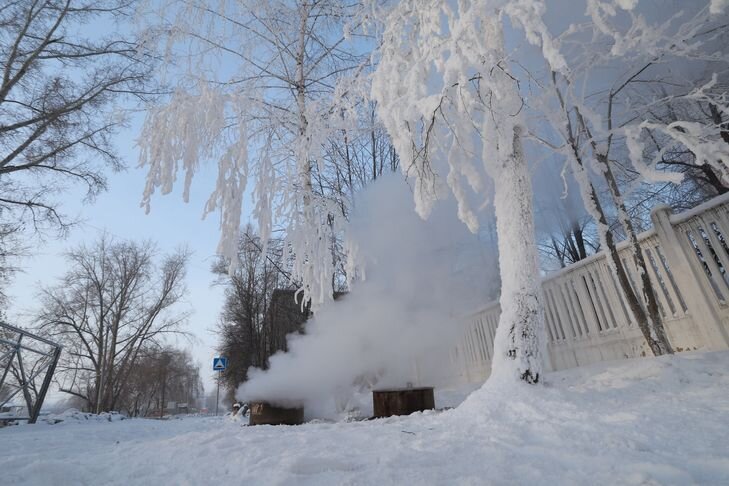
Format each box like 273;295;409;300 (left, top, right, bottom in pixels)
371;107;377;181
551;236;566;268
296;2;312;204
597;152;673;355
159;360;167;419
552;72;673;356
573;224;587;260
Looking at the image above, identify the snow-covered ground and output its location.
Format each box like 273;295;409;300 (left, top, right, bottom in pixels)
2;351;729;485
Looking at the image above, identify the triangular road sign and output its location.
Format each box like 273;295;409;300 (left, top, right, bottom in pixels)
213;357;227;370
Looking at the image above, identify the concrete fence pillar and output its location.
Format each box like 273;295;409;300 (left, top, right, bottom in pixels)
650;205;729;349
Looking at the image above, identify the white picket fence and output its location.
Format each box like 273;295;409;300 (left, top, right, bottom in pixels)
452;192;729;384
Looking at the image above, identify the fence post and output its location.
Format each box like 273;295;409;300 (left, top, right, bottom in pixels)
650;205;729;349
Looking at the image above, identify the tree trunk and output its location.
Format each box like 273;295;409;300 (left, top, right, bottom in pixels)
490;126;545;384
553;75;673;356
598;153;673;355
159;357;168;419
295;2;312;202
573;224;587;260
696;163;729;195
586;175;666;354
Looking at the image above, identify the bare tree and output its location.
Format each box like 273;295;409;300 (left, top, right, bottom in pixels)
213;227;298;398
310;103;401;289
533;163;599;270
36;235;190;413
0;0;154;236
0;222;26;310
120;346;203;417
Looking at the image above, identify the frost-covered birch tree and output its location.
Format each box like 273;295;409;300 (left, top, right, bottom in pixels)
533;0;729;356
372;0;729;376
372;0;558;384
138;0;370;306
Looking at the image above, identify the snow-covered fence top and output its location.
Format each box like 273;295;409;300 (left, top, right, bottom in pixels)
453;193;729;384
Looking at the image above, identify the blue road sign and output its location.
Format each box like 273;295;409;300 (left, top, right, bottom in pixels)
213;357;228;371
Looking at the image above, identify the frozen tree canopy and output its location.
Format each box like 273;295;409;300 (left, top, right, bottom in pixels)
138;0;370;306
370;0;729;379
136;0;729;385
371;0;554;383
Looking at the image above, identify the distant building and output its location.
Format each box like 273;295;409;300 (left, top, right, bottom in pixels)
264;289;346;359
264;289;311;355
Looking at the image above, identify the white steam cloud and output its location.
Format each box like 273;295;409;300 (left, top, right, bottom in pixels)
237;174;498;419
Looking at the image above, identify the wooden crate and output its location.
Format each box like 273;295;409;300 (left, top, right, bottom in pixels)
248;402;304;426
372;387;435;417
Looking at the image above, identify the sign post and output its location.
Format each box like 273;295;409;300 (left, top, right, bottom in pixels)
213;357;228;416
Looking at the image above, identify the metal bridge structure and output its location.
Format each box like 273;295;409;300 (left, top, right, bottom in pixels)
0;322;61;424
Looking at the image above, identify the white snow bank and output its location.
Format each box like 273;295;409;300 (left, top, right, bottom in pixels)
0;409;127;427
37;409;128;426
2;351;729;485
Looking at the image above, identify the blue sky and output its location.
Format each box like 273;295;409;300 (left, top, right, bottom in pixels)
6;113;234;392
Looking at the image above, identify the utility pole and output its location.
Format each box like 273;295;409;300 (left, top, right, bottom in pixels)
215;370;220;416
212;356;227;416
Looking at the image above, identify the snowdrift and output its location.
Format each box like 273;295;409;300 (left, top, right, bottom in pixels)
1;351;728;485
